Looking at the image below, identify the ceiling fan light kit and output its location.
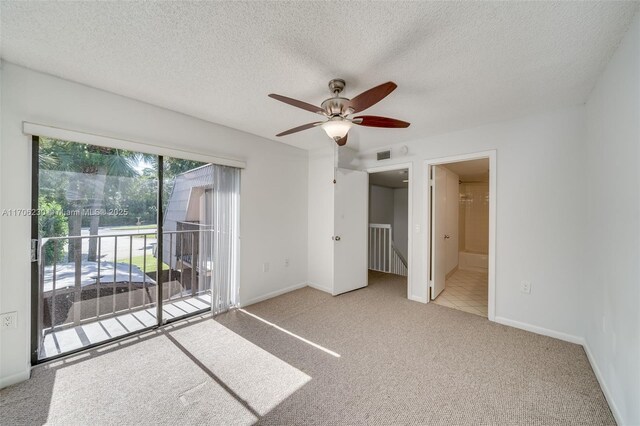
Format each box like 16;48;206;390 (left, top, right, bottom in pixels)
269;79;410;146
322;117;352;140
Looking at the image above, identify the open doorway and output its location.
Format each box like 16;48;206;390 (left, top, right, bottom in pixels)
367;166;410;297
428;156;494;318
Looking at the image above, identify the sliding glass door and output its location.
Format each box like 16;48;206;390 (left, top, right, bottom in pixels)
159;158;215;321
31;136;236;363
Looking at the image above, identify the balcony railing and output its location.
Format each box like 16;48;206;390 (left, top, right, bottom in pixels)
175;221;213;270
38;228;214;342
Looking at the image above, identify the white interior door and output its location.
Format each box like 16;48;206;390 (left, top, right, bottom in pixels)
431;166;447;299
333;168;368;295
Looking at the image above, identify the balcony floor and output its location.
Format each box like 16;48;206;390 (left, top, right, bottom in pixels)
40;293;212;359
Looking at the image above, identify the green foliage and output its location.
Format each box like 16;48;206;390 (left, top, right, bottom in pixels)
39;137;145;176
38;196;69;263
39;137;155;228
99;168;158;227
164;159;205;178
37;137;208;229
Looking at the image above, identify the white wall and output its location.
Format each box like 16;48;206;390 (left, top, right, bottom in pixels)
392;188;408;260
358;106;587;340
0;62;308;388
584;13;640;426
368;185;394;225
459;182;490;254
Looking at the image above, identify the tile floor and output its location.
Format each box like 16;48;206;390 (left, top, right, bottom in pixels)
433;269;488;317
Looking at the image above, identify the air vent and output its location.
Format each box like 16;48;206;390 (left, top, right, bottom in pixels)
377;150;391;161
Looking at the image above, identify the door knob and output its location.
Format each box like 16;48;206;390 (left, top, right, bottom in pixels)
333;236;341;241
444;234;451;239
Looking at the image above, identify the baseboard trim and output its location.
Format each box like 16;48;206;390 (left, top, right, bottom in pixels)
0;367;30;389
307;282;332;294
239;282;308;307
583;341;624;426
494;316;584;345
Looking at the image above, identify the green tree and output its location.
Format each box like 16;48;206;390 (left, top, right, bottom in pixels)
38;139;207;264
38;196;69;263
164;159;204;177
39;138;151;261
162;159;208;213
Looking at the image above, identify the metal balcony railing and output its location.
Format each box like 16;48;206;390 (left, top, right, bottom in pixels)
39;228;214;336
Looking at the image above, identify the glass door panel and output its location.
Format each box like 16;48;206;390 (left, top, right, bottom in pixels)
160;158;214;323
33;137;217;362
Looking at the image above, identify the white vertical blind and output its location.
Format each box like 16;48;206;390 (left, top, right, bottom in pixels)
211;165;241;314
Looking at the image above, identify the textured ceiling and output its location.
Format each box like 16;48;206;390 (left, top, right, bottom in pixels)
1;2;638;151
370;169;409;189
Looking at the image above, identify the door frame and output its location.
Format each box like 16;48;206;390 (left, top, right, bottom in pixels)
365;162;413;300
423;151;496;321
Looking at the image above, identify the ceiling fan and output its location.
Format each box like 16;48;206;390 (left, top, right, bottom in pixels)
269;79;410;146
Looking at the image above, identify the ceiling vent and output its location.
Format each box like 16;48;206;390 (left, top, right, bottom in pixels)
377;150;391;161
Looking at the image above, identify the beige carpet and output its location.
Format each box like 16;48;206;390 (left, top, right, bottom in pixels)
0;271;614;425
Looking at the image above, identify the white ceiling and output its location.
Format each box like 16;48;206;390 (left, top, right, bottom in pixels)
1;2;637;152
370;169;409;189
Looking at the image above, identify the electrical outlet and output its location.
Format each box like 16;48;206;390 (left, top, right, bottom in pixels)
284;258;290;267
0;312;17;329
263;262;269;273
520;280;531;294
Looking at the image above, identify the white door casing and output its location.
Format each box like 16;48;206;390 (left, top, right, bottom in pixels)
431;166;447;299
424;150;496;321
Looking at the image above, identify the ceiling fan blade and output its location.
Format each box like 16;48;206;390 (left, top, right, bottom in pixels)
352;115;410;128
268;94;326;115
348;82;397;113
276;121;323;137
336;134;348;146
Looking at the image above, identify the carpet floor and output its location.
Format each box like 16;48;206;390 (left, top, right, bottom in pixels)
0;271;614;425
